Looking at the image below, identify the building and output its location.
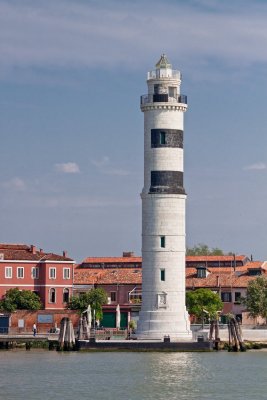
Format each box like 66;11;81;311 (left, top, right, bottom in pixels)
186;255;250;269
0;243;75;310
186;258;266;323
137;54;191;339
74;252;265;325
74;253;142;328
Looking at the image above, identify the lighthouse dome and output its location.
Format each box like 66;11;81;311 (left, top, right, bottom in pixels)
155;54;172;69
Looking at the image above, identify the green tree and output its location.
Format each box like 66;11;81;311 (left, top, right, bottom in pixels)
186;288;223;323
68;288;108;320
244;277;267;321
186;243;224;256
0;288;42;312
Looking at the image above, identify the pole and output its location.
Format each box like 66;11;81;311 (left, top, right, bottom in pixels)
94;308;96;338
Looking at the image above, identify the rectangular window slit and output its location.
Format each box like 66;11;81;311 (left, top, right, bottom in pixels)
160;269;165;281
160;131;166;145
110;292;117;302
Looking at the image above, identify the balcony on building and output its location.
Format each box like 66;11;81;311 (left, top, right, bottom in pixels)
128;287;142;305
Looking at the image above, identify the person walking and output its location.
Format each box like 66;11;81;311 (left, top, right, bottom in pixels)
33;323;37;337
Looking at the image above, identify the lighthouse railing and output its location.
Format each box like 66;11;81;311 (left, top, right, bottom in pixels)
140;94;187;105
147;70;181;80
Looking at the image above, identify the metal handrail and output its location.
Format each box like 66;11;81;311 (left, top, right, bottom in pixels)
147;70;181;80
140;94;187;105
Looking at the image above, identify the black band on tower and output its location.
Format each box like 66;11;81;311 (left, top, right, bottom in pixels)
151;129;183;148
149;171;186;194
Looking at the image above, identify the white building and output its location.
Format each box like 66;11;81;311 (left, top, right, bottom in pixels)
137;55;192;340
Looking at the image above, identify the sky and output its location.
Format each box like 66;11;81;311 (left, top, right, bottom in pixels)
0;0;267;262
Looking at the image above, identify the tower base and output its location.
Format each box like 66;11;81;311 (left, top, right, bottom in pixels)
136;308;192;341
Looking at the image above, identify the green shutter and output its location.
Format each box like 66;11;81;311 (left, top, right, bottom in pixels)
101;312;116;328
120;313;128;329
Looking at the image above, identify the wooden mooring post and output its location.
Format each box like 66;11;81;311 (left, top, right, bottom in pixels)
209;319;221;350
57;317;76;351
228;317;246;352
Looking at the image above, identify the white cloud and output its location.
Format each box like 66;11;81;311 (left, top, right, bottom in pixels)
243;162;267;171
91;156;130;176
91;156;110;168
0;0;267;79
2;177;26;191
55;162;80;173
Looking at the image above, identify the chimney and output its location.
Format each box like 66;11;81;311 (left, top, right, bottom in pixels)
216;275;220;287
63;250;68;258
30;245;37;254
39;248;43;254
251;254;253;262
123;252;134;258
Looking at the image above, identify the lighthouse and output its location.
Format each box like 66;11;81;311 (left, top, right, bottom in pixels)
137;55;192;340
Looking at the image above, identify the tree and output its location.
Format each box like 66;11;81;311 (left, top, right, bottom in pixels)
244;277;267;321
186;243;224;256
68;288;108;320
186;288;223;323
0;288;42;312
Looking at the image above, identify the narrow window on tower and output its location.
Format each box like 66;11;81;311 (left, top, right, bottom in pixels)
154;84;160;94
160;269;165;281
160;131;166;145
160;236;165;248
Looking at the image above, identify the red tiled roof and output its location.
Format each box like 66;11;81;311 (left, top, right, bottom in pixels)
207;267;238;273
75;266;258;288
186;274;257;289
0;243;73;262
0;243;29;250
186;255;247;262
81;255;247;265
186;262;266;278
76;254;261;287
74;268;142;285
245;261;264;269
186;267;240;278
74;270;104;284
99;269;142;284
185;268;197;278
81;257;142;264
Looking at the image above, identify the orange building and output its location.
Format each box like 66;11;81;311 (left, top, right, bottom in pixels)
74;252;266;325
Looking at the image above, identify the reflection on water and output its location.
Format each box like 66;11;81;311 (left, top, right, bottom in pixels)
1;350;267;400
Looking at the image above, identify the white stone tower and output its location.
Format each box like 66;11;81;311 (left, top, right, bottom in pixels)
137;55;192;340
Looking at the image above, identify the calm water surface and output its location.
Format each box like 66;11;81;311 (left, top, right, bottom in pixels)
0;350;266;400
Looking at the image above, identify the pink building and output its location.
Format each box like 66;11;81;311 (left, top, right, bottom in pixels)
0;243;75;310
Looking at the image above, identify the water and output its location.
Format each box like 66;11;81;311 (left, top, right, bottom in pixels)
1;350;267;400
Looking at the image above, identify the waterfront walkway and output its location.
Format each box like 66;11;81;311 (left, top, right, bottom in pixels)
198;328;267;342
0;333;59;348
